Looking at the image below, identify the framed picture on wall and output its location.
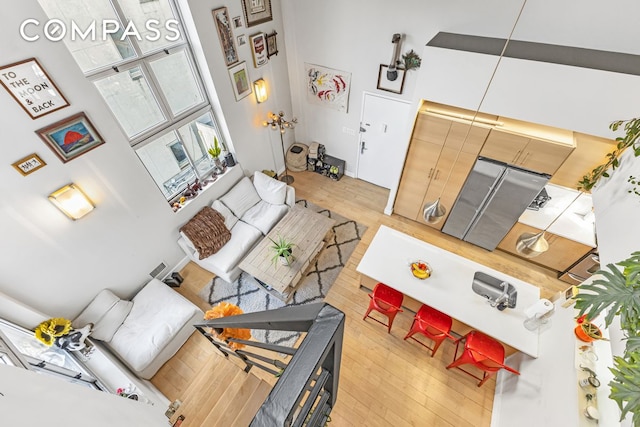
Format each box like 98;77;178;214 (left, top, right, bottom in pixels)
377;64;406;94
249;33;268;68
0;58;69;119
36;112;105;163
12;153;46;176
241;0;273;28
212;7;239;66
266;31;278;58
228;61;252;101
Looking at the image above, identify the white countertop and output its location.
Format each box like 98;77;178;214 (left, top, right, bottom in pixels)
356;225;541;357
519;184;596;247
491;276;620;427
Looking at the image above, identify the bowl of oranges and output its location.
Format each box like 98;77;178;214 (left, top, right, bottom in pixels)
410;261;432;280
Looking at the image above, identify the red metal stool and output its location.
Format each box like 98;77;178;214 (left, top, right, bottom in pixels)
403;304;454;357
446;330;520;387
363;283;403;333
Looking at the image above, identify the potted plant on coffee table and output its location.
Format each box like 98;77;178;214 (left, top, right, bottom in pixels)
269;235;295;266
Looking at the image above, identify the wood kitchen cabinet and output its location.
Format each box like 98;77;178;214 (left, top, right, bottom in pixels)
480;128;575;175
394;108;491;229
550;132;616;188
497;222;593;272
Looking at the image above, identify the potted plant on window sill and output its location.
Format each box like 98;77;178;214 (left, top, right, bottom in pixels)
207;136;224;173
269;235;295;266
574;251;640;425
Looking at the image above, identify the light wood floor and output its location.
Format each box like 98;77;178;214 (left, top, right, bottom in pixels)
152;170;568;426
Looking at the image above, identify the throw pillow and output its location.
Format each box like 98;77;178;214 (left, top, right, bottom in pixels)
180;207;231;259
211;200;239;229
253;171;287;205
73;289;134;342
219;177;262;218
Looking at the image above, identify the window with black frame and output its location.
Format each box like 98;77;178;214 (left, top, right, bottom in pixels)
38;0;228;202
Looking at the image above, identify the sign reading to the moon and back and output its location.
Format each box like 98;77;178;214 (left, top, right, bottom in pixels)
0;58;69;119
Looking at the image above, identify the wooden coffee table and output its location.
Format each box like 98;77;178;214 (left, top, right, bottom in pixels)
239;205;335;302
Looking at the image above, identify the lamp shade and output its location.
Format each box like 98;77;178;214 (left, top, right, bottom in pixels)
49;184;95;220
423;198;446;224
515;231;549;258
254;79;268;103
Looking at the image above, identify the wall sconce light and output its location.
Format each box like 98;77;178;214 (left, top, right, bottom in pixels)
48;184;95;220
254;78;268;103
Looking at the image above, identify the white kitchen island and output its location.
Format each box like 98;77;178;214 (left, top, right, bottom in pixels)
356;225;541;357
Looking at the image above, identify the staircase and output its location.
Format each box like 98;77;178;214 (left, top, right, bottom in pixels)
166;350;272;426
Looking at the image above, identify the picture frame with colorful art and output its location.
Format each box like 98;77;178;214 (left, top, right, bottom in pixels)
12;153;46;176
241;0;273;28
36;113;105;163
212;7;239;66
228;61;252;101
249;33;268;68
266;31;278;58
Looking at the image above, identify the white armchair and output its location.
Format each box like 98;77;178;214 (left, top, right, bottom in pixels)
73;279;203;379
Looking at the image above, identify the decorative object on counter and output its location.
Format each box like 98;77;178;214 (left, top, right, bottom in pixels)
203;302;251;350
574;315;603;342
12;153;46;176
410;260;431;280
515;191;583;258
578;116;640;196
0;58;70;119
263;110;298;184
269;234;295;266
575;251;640;424
37;112;105;163
212;7;238;66
523;298;554;331
305;63;351;113
402;49;422;71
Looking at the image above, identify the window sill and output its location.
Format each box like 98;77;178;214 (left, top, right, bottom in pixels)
169;165;236;213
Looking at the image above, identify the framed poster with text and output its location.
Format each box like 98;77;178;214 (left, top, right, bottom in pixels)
250;33;268;68
0;58;69;119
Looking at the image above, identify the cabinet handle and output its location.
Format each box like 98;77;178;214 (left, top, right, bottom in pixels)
434;169;440;180
520;152;531;165
428;168;434;178
567;273;587;283
591;255;600;263
512;150;522;164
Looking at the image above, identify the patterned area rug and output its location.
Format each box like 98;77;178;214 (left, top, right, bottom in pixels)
198;199;366;346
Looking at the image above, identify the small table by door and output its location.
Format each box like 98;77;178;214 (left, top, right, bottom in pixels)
239;205;335;302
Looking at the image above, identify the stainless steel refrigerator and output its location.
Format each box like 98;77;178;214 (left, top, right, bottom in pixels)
441;157;551;251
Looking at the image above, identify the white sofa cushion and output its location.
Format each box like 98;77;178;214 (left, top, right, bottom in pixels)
108;279;199;374
253;171;287;205
211;199;239;229
73;289;133;342
196;221;262;275
219;176;261;218
241;200;290;235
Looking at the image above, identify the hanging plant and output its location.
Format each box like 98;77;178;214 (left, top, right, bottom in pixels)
578;117;640;194
402;49;422;71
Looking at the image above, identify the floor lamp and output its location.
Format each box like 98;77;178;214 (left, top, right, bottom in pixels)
263;111;298;184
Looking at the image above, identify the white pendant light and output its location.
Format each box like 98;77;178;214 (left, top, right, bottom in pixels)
423;198;446;224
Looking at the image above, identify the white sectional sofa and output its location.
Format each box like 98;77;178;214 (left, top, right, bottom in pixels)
178;170;295;283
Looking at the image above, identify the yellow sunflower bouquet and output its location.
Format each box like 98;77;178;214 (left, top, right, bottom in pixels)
34;317;72;346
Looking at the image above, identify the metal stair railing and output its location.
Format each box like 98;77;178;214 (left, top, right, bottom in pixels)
193;302;344;427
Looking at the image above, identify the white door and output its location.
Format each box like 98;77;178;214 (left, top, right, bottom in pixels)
356;93;412;189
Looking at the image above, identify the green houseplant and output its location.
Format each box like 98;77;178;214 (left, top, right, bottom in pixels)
574;251;640;424
269;235;295;266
